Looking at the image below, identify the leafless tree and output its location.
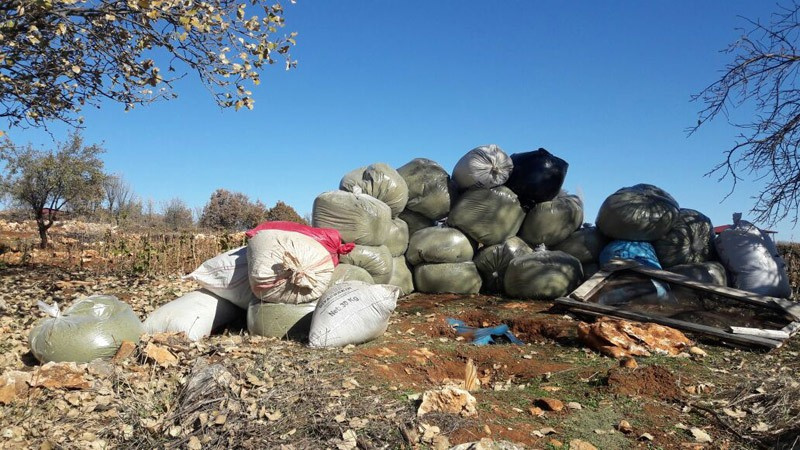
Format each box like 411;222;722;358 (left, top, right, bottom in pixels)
692;2;800;226
103;173;134;225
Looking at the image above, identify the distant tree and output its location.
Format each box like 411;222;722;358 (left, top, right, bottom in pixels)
0;133;105;248
692;2;800;226
103;174;136;225
199;188;267;230
162;197;193;230
0;0;297;128
265;200;307;224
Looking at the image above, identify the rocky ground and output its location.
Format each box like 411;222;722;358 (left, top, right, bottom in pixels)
1;223;799;449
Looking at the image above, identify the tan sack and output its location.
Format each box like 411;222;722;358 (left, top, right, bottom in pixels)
248;230;334;304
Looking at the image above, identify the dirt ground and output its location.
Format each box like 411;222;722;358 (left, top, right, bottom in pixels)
1;224;799;449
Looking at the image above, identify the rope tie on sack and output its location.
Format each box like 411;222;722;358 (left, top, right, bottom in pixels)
37;301;61;318
254;243;331;291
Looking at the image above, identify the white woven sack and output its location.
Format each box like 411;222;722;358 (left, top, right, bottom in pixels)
452;144;514;190
143;290;242;341
309;281;400;348
182;246;252;309
248;229;335;304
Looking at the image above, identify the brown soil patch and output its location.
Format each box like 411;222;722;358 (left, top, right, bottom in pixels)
505;317;577;342
453;309;502;328
606;365;683;401
447;421;541;447
426;317;456;338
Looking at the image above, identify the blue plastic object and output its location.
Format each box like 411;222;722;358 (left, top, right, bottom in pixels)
446;318;524;346
599;240;671;301
599;240;662;269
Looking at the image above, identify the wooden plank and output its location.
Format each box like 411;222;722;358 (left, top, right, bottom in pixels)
555;297;783;349
781;321;800;337
569;270;612;301
730;326;791;340
569;260;645;301
628;265;800;320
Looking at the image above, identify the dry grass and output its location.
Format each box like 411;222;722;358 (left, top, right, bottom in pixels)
717;373;800;448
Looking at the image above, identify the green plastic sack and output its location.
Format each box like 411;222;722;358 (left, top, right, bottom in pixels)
552;226;609;264
340;163;409;218
385;218;410;257
397;158;455;220
653;208;714;268
312;189;393;246
339;244;394;284
398;209;435;238
331;263;375;285
387;256;414;296
406;227;474;266
504;248;583;300
414;262;482;294
667;261;727;286
447;186;525;246
596;184;679;241
473;236;533;294
247;301;316;340
29;295;143;363
518;192;583;247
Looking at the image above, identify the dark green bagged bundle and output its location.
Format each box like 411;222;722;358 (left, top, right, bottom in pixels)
504;248;583;300
247;301;316;340
653;209;714;268
312;189;393;246
29;295;143;363
387;256;414;296
340;244;394;284
406;227;474;266
398;209;435;238
447;186;525;246
385;218;410;257
667;261;727;286
473;236;532;294
397;158;455;220
552;226;609;264
340;163;409;218
518;192;583;247
331;263;375;285
596;184;679;241
414;262;482;294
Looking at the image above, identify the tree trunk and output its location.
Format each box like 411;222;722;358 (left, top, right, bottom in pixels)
37;220;51;249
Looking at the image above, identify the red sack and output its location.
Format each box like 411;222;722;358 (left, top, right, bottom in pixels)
246;221;355;266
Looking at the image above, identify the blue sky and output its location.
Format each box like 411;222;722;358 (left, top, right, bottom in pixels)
7;1;798;240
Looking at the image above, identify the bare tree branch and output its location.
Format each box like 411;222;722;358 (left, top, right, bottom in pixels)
691;2;800;226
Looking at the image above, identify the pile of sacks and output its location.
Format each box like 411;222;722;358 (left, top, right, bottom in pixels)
142;221;401;348
310;146;586;301
592;186;791;299
28;144;793;363
309;145;791;302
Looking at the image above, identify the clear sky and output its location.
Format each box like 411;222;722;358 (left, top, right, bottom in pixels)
7;1;798;240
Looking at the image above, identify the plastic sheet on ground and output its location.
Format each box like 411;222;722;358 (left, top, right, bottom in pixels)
447;318;523;346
